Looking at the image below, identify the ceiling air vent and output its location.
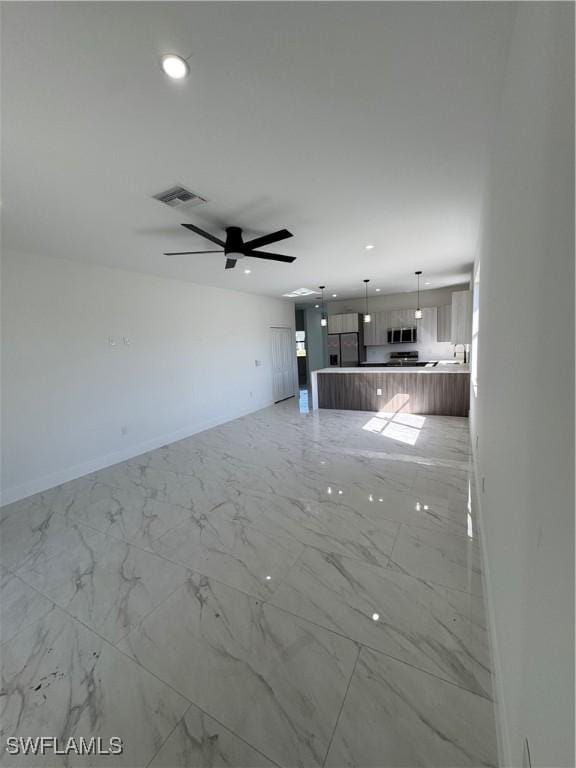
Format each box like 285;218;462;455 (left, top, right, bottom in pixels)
152;185;207;209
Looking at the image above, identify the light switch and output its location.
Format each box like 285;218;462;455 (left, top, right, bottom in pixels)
376;388;382;396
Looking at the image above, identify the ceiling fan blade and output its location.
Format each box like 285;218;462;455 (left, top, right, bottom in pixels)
164;250;224;255
225;258;237;270
181;223;226;247
243;229;293;250
246;250;296;263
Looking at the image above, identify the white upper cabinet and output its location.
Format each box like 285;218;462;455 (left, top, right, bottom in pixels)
365;308;437;345
327;313;360;334
389;308;414;328
327;314;342;334
451;290;472;344
364;310;390;345
341;313;360;333
437;304;452;342
363;313;377;345
418;307;437;344
331;298;472;346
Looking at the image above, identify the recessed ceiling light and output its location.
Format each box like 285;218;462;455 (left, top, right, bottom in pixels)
332;293;338;298
243;268;251;274
161;54;189;80
425;281;432;286
314;304;320;308
375;288;381;292
365;244;375;251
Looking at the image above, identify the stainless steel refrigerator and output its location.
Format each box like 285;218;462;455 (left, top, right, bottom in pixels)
327;332;364;367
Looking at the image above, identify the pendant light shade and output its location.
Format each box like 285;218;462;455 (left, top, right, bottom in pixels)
363;279;372;323
414;271;423;319
319;286;327;326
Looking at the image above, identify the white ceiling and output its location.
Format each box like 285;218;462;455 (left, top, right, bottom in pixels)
2;2;515;302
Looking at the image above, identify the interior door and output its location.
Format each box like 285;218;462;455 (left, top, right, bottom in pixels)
271;327;295;402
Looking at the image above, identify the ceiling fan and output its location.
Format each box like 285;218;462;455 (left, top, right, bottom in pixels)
165;223;296;270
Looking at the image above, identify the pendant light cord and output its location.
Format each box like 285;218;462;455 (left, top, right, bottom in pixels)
415;270;422;312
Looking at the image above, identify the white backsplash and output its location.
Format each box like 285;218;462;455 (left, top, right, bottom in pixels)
365;341;455;363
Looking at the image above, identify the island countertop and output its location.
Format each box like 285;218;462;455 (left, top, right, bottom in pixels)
310;365;470;415
314;363;469;374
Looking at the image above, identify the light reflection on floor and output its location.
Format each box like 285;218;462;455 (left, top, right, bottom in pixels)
362;409;426;446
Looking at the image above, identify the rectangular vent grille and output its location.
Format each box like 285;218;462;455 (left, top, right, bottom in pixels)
153;185;207;209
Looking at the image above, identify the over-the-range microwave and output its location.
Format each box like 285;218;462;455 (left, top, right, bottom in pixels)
387;327;417;344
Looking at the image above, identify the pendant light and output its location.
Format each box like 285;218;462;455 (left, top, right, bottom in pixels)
363;279;372;323
414;271;423;319
319;285;327;327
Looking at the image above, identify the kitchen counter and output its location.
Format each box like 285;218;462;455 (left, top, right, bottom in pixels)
318;364;470;374
310;365;470;415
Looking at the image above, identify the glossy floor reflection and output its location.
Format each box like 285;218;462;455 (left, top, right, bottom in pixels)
0;401;496;767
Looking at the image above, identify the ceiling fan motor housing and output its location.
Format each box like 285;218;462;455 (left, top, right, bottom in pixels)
225;226;245;259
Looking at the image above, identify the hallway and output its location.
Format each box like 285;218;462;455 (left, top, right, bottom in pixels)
0;401;495;767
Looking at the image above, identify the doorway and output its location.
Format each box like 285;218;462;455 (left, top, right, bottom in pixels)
270;327;296;403
295;308;308;388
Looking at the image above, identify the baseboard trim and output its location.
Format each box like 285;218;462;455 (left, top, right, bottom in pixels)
470;423;511;768
0;400;274;506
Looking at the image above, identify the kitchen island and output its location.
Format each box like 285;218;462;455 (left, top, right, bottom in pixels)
310;364;470;416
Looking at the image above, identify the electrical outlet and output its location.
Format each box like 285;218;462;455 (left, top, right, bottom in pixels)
376;388;382;396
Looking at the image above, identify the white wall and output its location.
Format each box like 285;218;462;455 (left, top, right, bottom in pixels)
303;306;327;376
1;251;295;504
327;285;469;362
470;4;574;767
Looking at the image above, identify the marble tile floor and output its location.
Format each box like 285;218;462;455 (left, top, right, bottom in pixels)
0;401;497;767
